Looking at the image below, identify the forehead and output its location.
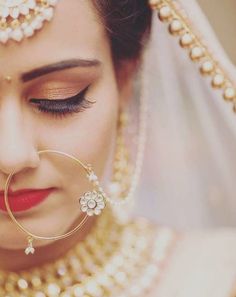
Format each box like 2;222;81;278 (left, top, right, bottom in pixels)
0;0;107;74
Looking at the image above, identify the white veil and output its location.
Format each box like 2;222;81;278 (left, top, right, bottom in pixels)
133;0;236;230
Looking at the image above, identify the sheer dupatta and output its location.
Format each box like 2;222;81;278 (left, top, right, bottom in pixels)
133;0;236;230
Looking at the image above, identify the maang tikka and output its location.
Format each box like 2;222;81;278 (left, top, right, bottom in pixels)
0;0;59;44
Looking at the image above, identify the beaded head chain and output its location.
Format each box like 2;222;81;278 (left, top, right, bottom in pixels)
0;0;58;44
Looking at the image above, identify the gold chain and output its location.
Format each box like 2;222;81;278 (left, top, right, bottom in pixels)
0;208;178;297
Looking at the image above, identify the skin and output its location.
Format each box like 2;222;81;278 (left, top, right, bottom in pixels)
0;0;134;271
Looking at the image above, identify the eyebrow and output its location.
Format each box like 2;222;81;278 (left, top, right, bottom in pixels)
21;58;101;82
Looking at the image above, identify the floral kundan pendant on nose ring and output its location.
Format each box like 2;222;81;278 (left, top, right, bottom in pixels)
79;191;106;216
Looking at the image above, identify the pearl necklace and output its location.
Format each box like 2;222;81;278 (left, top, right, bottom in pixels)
0;209;178;297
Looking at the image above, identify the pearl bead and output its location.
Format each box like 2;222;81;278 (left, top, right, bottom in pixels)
139;274;154;290
130;285;142;296
73;286;84;297
35;21;43;30
1;7;10;18
88;172;98;182
6;27;12;33
10;7;20;19
224;87;235;101
11;28;23;42
212;74;224;88
20;4;29;15
108;182;121;196
158;5;172;21
21;22;28;29
200;60;214;74
27;0;36;9
43;7;54;21
47;283;61;295
31;276;42;288
190;46;204;60
17;278;28;290
169;19;183;35
180;33;193;47
24;26;34;37
30;19;39;30
0;31;9;43
85;280;102;296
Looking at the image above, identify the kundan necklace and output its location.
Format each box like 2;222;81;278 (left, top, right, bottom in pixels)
0;208;178;297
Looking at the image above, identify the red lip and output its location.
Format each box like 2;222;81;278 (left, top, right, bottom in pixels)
0;188;55;213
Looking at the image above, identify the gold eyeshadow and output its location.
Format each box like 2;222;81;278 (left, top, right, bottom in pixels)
24;67;100;99
29;85;95;119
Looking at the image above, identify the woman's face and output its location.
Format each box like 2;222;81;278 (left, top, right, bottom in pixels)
0;0;122;249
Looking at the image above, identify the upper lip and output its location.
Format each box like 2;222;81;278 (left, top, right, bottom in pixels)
0;188;53;196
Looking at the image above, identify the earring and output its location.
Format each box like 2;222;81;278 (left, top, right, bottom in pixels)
4;149;107;255
107;111;133;202
106;70;149;211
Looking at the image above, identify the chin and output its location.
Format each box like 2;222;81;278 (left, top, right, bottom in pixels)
0;221;50;251
0;234;28;251
0;232;54;251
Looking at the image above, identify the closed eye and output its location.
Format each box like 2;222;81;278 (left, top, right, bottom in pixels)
29;86;96;119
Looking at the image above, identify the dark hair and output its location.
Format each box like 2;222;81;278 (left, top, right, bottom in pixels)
92;1;152;63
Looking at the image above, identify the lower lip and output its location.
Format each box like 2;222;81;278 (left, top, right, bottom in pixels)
0;189;55;213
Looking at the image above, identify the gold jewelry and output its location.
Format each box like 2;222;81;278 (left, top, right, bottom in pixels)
149;0;236;112
0;209;179;297
107;111;133;202
0;0;59;44
106;71;148;208
4;149;107;255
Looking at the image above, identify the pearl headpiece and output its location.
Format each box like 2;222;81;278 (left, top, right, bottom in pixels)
0;0;58;44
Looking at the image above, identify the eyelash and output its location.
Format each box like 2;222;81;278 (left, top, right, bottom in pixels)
29;86;94;119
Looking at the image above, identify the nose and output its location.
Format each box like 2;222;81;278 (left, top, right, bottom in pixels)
0;101;40;176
